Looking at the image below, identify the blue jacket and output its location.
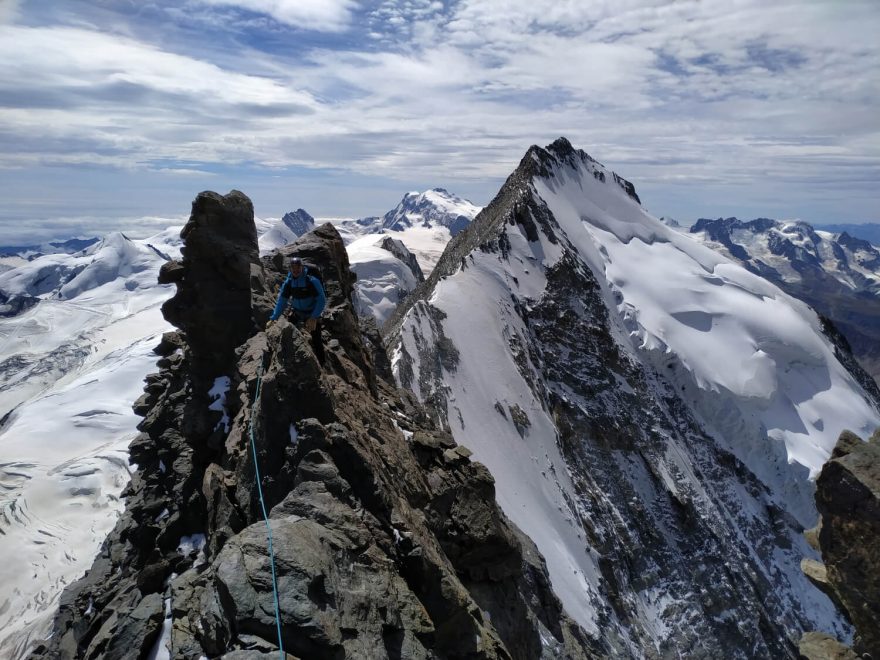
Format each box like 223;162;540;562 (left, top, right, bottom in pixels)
270;268;326;321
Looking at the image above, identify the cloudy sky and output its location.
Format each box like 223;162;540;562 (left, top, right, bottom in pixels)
1;0;878;242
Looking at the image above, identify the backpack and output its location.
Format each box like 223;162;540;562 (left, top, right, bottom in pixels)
282;264;324;300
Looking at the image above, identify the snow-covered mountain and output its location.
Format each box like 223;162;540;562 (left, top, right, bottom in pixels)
690;217;880;384
378;189;480;275
257;208;316;253
0;229;181;657
0;230;179;412
329;189;482;277
0;237;100;263
381;187;480;235
387;138;880;656
690;217;880;295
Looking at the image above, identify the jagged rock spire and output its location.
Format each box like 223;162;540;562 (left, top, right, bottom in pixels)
159;190;261;376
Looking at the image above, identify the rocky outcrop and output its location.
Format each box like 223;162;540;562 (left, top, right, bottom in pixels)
381;235;425;283
799;633;860;660
31;190;595;659
158;190;260;376
800;429;880;658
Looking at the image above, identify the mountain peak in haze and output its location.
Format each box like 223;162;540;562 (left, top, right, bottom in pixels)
281;208;316;236
381;188;481;236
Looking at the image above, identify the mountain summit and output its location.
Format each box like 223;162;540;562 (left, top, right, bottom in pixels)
381;188;481;236
387;137;879;655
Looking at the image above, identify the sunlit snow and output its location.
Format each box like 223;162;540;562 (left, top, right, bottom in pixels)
0;227;182;656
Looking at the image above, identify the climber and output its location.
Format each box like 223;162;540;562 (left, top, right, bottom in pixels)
268;256;326;365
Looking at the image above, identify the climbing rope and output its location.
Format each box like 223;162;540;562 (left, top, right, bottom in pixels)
248;347;285;660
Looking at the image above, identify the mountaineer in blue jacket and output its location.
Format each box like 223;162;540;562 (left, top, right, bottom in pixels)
268;256;326;364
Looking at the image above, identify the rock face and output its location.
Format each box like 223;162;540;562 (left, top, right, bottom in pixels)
32;190;596;659
800;429;880;657
159;190;260;376
381;235;425;283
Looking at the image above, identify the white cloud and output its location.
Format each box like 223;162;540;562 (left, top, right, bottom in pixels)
194;0;356;31
0;0;20;24
0;0;878;225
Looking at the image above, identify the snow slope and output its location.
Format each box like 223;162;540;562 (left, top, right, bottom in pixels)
0;231;178;413
0;228;181;657
688;217;880;386
391;140;879;655
532;174;877;484
346;234;421;325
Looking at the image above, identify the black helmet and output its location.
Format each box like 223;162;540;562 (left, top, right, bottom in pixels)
289;257;303;268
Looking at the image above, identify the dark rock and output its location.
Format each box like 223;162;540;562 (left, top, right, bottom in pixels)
380;235;425;283
157;259;184;284
802;429;880;657
161;190;261;375
85;592;164;660
136;559;171;595
153;331;183;357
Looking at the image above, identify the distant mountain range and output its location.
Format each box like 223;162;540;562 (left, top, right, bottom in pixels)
814;222;880;246
0;237;100;259
690;217;880;385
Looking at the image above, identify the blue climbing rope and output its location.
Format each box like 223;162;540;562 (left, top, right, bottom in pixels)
248;351;285;660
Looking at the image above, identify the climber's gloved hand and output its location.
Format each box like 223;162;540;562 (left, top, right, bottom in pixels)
305;317;317;332
265;318;276;330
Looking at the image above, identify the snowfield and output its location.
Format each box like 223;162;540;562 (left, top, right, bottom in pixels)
346;234;421;325
531;171;877;488
0;228;182;657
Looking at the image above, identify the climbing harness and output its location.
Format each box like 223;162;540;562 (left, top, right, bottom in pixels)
248;347;285;660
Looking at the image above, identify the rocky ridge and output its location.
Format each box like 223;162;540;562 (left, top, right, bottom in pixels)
800;429;880;659
31;190;595;659
381;236;425;284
